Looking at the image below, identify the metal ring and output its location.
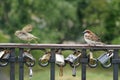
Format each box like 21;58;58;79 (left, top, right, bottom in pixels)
0;60;9;67
24;58;35;67
101;61;112;68
101;58;112;68
38;58;49;67
88;58;98;68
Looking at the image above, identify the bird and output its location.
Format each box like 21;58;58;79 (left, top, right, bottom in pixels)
83;29;105;46
15;24;38;43
22;24;33;33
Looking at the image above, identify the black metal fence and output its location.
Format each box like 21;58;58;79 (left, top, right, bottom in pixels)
0;43;119;80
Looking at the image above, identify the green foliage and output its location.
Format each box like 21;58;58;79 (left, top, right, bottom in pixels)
0;31;10;42
0;0;120;44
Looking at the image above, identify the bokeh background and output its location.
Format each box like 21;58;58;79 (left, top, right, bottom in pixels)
0;0;120;80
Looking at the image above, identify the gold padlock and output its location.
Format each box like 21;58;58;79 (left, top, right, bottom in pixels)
88;51;98;68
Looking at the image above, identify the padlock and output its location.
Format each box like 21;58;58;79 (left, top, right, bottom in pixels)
38;52;51;67
55;49;65;66
0;50;10;67
0;51;5;58
97;50;113;68
65;50;81;68
23;51;35;61
55;53;65;66
65;54;78;63
23;50;35;67
88;51;98;68
40;52;51;62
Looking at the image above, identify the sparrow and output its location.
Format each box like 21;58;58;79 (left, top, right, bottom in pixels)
15;24;38;43
22;24;33;32
83;30;104;46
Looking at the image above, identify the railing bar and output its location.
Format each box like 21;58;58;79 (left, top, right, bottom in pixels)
50;49;55;80
10;48;15;80
19;48;24;80
113;49;119;80
81;49;87;80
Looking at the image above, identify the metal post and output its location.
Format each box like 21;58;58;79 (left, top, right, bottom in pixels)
10;48;15;80
81;49;87;80
50;49;55;80
113;49;119;80
19;48;24;80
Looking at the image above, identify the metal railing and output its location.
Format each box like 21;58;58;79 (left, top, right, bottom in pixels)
0;43;120;80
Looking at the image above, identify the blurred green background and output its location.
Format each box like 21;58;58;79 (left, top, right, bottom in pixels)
0;0;120;80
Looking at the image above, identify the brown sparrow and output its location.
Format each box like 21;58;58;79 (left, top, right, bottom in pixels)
15;24;38;43
15;30;38;43
22;24;33;32
83;30;104;46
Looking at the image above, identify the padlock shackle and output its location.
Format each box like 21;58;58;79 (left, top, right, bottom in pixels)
0;59;9;67
101;63;112;68
88;58;98;68
38;58;49;67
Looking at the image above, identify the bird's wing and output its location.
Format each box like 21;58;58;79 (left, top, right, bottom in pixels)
22;24;33;32
90;33;101;41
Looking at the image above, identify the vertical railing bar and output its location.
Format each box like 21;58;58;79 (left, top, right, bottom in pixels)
50;49;55;80
10;48;15;80
81;49;87;80
113;49;119;80
19;48;24;80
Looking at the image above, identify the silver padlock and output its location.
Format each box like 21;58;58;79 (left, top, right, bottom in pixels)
55;54;65;66
23;51;35;67
65;53;81;63
65;50;81;68
65;54;78;63
0;50;10;67
55;49;65;66
97;52;113;64
23;52;35;61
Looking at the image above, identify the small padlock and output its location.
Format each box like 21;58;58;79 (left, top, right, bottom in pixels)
38;52;51;67
23;52;35;61
98;52;113;64
97;50;113;68
88;51;98;68
55;49;65;66
23;50;35;67
0;50;10;67
65;50;81;68
40;52;51;62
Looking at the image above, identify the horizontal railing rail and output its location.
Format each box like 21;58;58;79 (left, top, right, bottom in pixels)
0;43;119;80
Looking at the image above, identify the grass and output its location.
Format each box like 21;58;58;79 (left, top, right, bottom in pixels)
23;65;119;80
1;64;120;80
